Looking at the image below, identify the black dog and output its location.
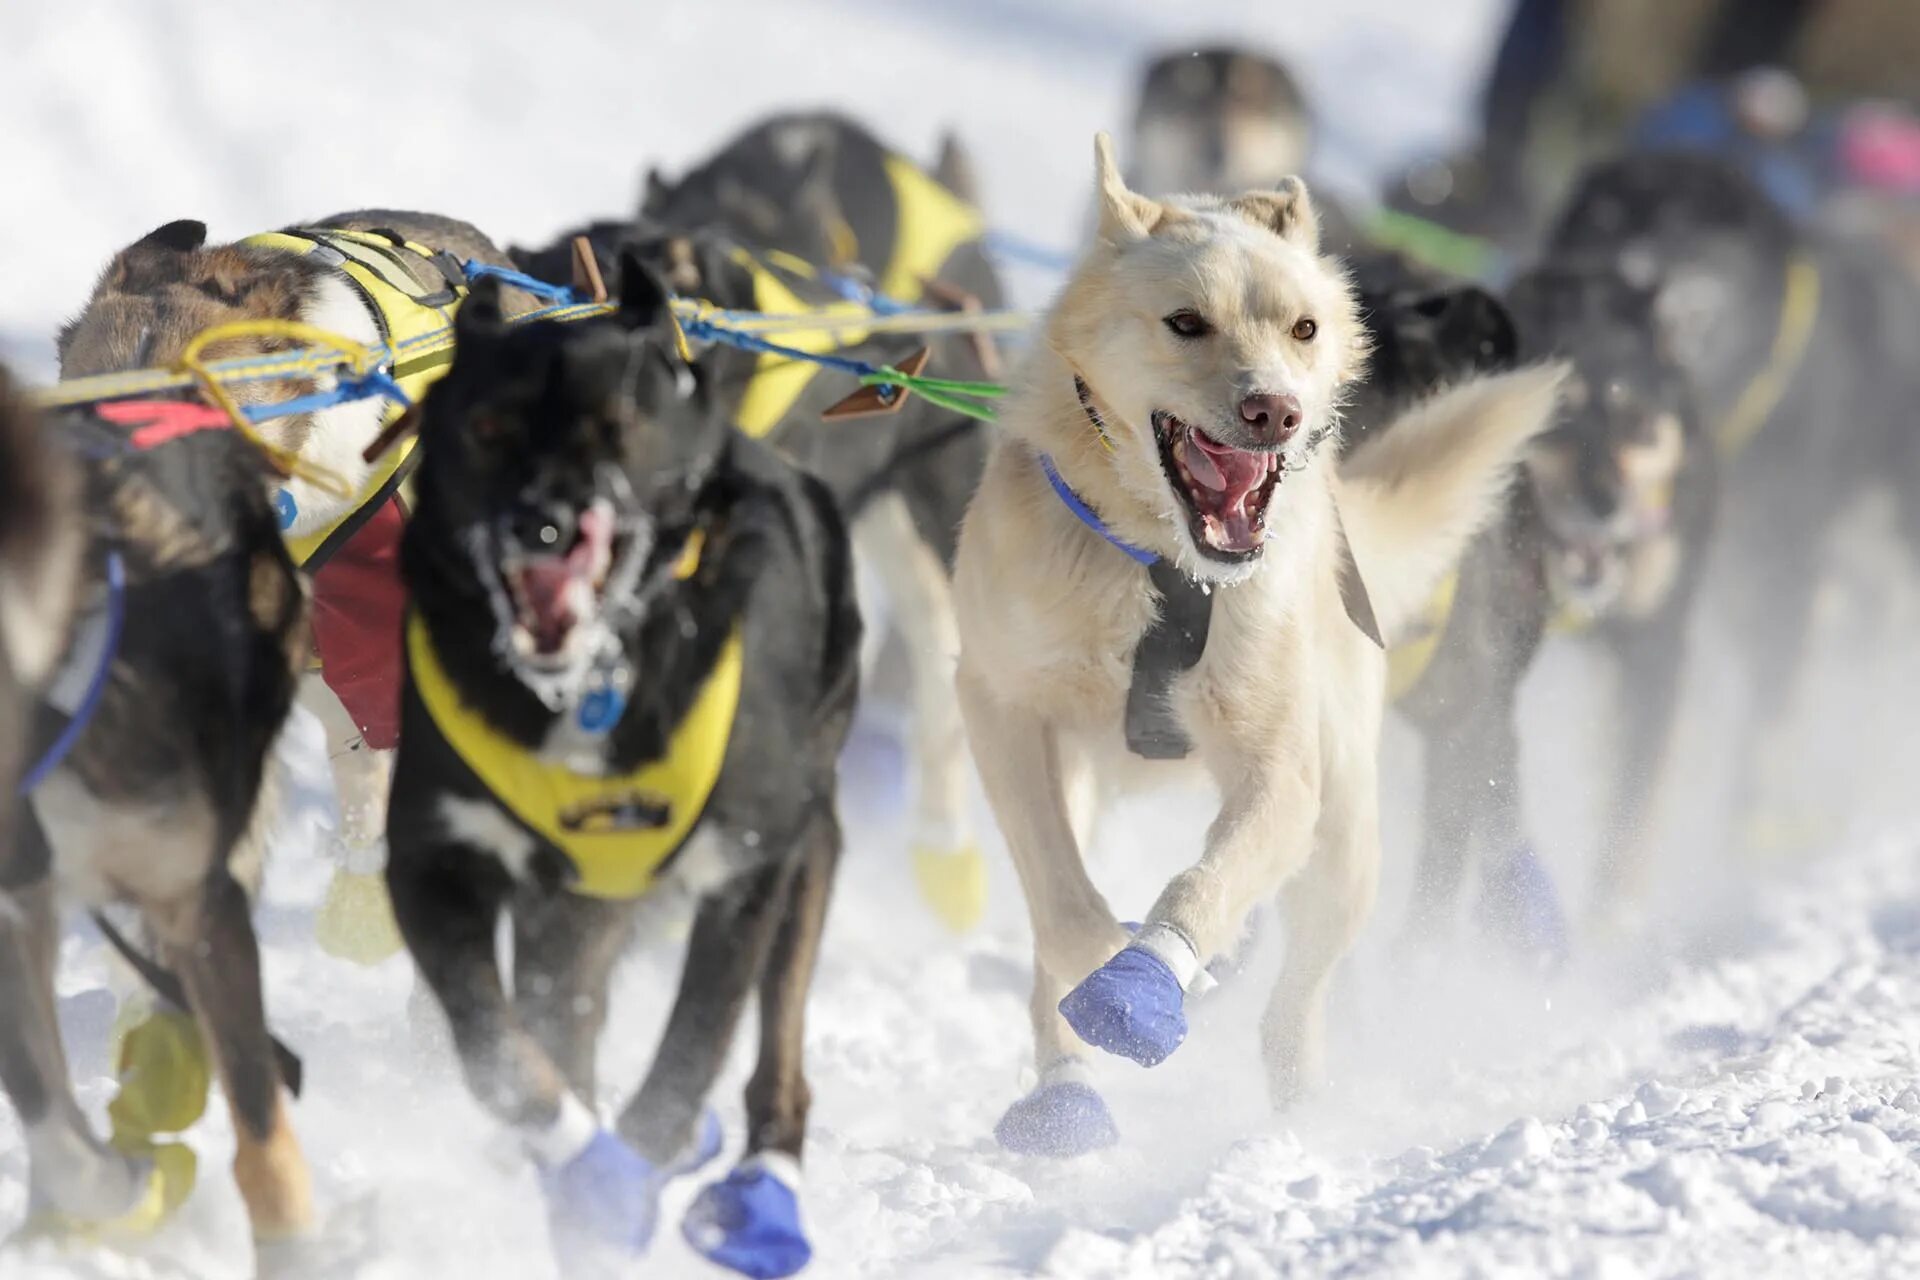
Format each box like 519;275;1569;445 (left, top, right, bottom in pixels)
0;381;312;1263
385;264;857;1279
1549;151;1920;854
515;110;1008;933
1346;249;1715;954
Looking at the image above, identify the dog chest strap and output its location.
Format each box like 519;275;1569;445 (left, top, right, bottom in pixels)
1125;560;1213;760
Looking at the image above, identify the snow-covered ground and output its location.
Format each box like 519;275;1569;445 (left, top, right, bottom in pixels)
6;2;1920;1277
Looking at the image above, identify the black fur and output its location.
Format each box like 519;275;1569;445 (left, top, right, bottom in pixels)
1549;150;1920;844
514;111;1003;566
385;267;858;1178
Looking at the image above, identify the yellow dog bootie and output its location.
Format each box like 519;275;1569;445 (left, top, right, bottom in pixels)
911;843;987;934
315;866;406;965
73;1002;213;1236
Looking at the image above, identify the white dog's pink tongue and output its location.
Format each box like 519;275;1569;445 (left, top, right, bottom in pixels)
1189;429;1267;504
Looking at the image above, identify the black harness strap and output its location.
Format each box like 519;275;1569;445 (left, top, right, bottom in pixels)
1125;560;1213;759
299;445;420;576
91;910;305;1098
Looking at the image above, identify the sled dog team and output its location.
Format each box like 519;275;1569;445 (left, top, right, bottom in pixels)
5;68;1913;1279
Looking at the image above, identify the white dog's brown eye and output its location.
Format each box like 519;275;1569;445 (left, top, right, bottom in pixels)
1291;317;1318;342
1163;309;1211;339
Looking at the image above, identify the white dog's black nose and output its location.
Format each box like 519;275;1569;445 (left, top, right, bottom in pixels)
1239;392;1302;444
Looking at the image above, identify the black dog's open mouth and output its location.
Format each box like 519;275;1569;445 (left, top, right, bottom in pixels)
1153;411;1283;561
499;501;617;666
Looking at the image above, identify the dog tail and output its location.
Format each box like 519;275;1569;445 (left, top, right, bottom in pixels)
1338;363;1566;642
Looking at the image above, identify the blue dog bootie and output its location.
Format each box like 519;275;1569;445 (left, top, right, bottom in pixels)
1058;925;1196;1067
1475;844;1570;970
995;1058;1118;1157
683;1153;811;1278
534;1106;665;1265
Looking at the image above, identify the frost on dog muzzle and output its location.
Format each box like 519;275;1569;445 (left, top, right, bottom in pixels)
474;466;654;719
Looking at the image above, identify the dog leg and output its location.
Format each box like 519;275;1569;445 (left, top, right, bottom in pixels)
1062;753;1319;1070
0;876;156;1226
1590;614;1688;924
391;843;679;1268
1413;702;1565;965
387;845;573;1131
957;665;1125;987
512;891;635;1100
616;856;789;1165
152;872;313;1244
684;806;841;1278
1263;750;1382;1107
854;497;982;933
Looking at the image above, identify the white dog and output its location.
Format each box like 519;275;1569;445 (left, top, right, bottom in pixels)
953;135;1564;1155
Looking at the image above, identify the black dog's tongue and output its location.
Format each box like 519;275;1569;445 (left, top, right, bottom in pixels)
514;506;614;655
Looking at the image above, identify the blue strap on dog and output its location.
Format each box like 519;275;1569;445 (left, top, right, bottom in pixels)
461;259;582;305
1037;453;1157;566
19;552;126;795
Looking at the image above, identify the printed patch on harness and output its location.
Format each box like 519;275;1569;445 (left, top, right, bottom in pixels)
559;791;673;835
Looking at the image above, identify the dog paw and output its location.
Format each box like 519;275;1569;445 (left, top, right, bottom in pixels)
1475;845;1569;970
911;843;987;933
539;1129;664;1262
994;1081;1118;1157
21;1149;169;1243
682;1156;811;1278
314;867;406;966
1059;945;1187;1066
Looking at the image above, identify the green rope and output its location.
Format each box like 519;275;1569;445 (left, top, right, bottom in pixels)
858;368;1004;422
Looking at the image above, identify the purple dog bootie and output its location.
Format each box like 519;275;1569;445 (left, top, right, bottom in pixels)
1058;924;1197;1067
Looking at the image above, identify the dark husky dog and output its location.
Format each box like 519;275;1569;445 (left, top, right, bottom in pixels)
0;381;311;1262
1126;45;1313;200
385;265;857;1278
517;111;1004;932
1348;252;1714;952
60;212;536;858
1549;151;1920;852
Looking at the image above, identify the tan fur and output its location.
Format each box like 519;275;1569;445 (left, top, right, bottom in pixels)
955;139;1561;1104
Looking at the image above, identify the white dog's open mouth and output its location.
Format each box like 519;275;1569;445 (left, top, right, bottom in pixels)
499;501;617;666
1153;411;1282;561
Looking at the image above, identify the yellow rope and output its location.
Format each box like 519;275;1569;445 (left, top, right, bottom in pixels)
174;319;370;497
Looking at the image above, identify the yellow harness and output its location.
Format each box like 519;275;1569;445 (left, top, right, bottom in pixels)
1712;255;1822;461
406;614;743;900
725;154;986;437
404;531;733;899
241;228;472;566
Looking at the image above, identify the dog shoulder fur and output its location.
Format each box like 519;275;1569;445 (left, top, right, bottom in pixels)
1338;363;1566;643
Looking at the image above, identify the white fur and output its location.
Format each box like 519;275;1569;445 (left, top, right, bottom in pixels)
523;1093;599;1168
850;496;972;856
437;795;538;882
1341;365;1570;643
274;273;385;538
953;136;1563;1108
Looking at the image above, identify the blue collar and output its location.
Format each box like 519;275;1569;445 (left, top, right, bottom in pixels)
1037;452;1157;566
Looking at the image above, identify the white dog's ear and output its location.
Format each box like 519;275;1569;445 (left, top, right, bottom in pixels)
1229;177;1321;251
1094;132;1163;243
